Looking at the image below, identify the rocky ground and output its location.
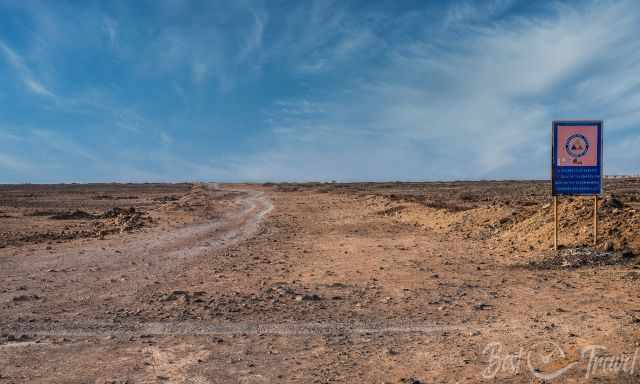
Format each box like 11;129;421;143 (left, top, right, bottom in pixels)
1;179;640;383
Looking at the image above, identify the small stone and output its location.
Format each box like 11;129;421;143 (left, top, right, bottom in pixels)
383;347;399;356
603;196;624;209
297;293;321;301
400;378;424;384
473;302;492;310
603;241;614;252
12;294;39;302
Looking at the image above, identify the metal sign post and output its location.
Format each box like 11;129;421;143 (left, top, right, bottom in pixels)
553;196;558;250
593;196;598;246
551;121;603;250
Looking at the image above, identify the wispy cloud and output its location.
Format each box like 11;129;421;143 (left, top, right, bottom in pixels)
237;10;266;65
230;0;640;181
24;78;56;98
0;153;33;173
1;1;640;183
31;129;99;162
0;40;57;99
444;0;514;28
160;131;174;145
191;61;208;85
103;17;118;47
265;2;382;75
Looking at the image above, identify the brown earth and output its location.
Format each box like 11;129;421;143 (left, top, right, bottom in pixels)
1;179;640;383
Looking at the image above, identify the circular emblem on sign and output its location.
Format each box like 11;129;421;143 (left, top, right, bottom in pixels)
564;134;590;159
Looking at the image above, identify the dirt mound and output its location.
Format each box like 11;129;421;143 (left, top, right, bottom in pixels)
93;194;139;200
14;229;98;244
46;207;146;234
37;207;148;241
49;210;97;220
0;183;193;248
25;210;61;217
169;185;211;211
152;195;179;202
98;207;149;234
376;206;407;217
368;188;639;254
499;196;639;252
386;194;472;212
99;207;136;219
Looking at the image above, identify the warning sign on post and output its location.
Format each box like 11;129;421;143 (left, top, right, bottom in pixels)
552;121;603;196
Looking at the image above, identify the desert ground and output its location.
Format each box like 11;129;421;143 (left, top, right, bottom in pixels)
1;179;640;383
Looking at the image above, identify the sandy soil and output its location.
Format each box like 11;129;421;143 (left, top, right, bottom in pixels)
1;180;640;383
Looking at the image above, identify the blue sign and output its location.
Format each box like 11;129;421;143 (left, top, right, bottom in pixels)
552;121;603;196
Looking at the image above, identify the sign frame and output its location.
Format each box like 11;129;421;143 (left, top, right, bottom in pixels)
551;120;603;197
550;120;604;250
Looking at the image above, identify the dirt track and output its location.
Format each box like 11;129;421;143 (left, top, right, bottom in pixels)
1;182;640;383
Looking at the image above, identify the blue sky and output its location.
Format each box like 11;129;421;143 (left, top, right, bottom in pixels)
0;0;639;183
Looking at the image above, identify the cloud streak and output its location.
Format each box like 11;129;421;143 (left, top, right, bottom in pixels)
0;40;57;99
1;1;640;183
228;0;640;181
0;153;33;173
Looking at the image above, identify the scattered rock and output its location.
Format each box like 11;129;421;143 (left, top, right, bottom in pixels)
303;293;321;301
603;240;615;252
295;293;321;302
603;196;625;209
100;207;136;219
383;347;399;356
621;248;635;259
6;334;30;342
159;290;206;303
12;294;40;302
473;302;492;310
531;247;634;269
153;195;179;202
26;210;63;217
99;207;148;233
400;378;424;384
377;206;407;217
630;311;640;323
50;210;96;220
265;283;295;297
